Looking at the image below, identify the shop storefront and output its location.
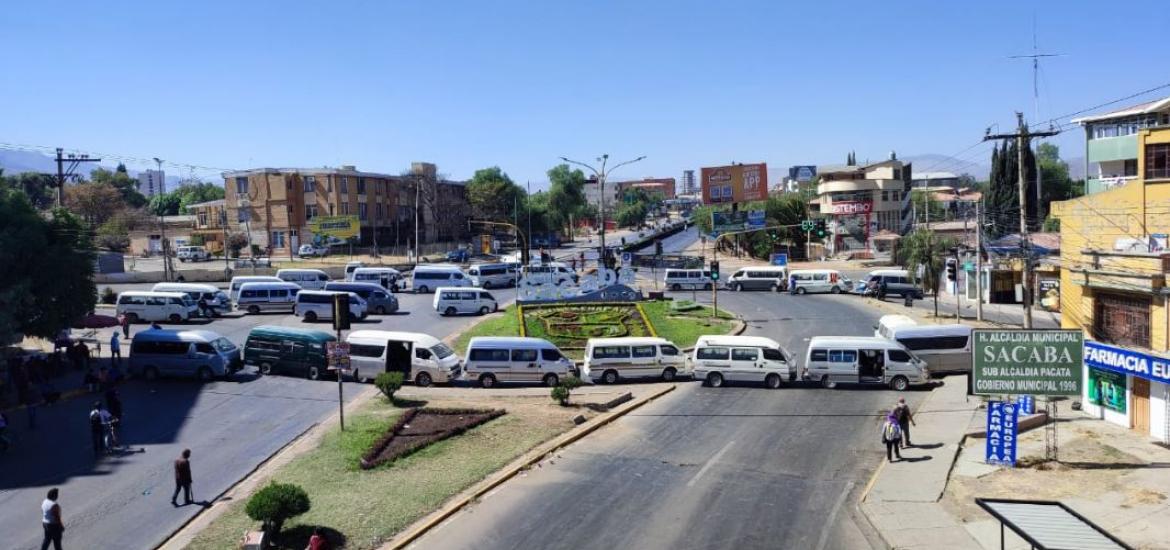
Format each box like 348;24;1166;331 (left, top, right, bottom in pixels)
1082;340;1170;443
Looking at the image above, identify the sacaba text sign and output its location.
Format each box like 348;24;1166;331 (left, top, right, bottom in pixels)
972;330;1083;396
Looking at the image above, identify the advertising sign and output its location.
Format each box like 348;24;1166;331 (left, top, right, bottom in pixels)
1084;339;1170;385
1014;394;1035;415
770;253;788;266
746;210;766;230
972;330;1083;396
830;201;873;215
985;400;1019;467
1087;367;1127;413
700;163;768;205
326;341;351;370
308;215;360;240
711;210;766;235
789;165;817;183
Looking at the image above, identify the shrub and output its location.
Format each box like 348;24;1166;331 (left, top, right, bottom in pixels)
100;287;117;304
374;371;405;402
245;482;310;535
551;375;586;406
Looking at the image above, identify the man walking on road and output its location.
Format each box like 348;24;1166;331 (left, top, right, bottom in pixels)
172;449;194;506
893;397;915;448
120;313;131;339
41;487;64;550
109;332;122;367
881;413;903;462
89;402;108;456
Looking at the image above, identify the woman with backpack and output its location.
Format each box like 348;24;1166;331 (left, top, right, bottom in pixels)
881;413;903;462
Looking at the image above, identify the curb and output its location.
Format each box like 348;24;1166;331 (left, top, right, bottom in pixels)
2;387;89;415
383;383;678;549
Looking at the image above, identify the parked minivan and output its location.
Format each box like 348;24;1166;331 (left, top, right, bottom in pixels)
788;269;850;294
584;337;687;384
521;263;576;286
344;261;365;280
873;314;918;338
726;266;788;292
152;283;231;312
116;291;198;323
324;282;399;314
236;282;302;314
877;323;973;376
243;325;336;380
463;337;576;388
276;269;330;290
411;265;468;293
229;275;282;303
349;267;402;291
345;330;461;386
433;287;498;316
128;329;241;381
803;336;929;391
467;263;519;289
294;290;367;322
664;268;713;291
691;335;796;389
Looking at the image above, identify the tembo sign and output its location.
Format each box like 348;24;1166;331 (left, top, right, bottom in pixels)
972;330;1084;396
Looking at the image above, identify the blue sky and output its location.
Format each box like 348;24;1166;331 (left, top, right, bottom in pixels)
2;0;1167;189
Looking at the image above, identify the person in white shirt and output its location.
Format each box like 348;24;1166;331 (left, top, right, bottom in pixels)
41;487;63;550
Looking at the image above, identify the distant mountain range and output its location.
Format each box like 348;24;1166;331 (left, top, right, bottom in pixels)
899;153;1085;182
0;149;185;187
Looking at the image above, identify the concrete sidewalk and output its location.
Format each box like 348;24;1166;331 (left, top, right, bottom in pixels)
860;375;983;549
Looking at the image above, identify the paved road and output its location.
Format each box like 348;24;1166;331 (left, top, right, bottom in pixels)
0;288;515;550
412;289;930;550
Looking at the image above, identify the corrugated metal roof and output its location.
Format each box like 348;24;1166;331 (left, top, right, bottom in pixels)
978;499;1131;550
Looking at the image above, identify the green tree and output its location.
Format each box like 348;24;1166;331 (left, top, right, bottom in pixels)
894;228;956;316
521;191;553;237
615;200;648;228
65;182;124;226
91;167;147;208
148;192;183;217
910;189;946;222
96;217;131;251
467;166;525;223
172;182;225;213
546;164;587;237
245;482;310;536
0;190;96;343
2;170;56;209
1036;143;1082;221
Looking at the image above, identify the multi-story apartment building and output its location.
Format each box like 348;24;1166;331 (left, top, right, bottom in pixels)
221;162;469;257
138;169;166;197
815;155;912;253
1071;96;1170;195
1051;123;1170;443
187;199;228;253
583;177;677;210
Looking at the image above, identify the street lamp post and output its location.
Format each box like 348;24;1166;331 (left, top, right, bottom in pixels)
559;154;645;269
152;157;171;281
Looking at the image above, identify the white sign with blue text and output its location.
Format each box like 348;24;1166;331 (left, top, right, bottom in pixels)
985;401;1019;467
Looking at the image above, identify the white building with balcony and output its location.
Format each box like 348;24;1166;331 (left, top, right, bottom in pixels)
1072;96;1170;195
815;154;912;255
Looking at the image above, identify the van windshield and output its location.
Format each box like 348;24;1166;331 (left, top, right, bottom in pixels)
431;343;455;359
211;337;235;353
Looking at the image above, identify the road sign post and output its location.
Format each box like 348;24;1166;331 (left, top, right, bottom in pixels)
971;330;1083;396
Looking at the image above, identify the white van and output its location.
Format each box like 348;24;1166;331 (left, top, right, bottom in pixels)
116;291;198;323
236;282;302;314
664;268;713;291
467;263;519;289
276;269;330;290
878;324;973;376
294;290;367;322
411;264;468;293
803;336;930;391
152;283;231;311
346;330;461;386
344;261;365;280
433;287;498;316
726;266;788;292
464;337;577;388
873;314;918;338
349;267;402;290
521;262;576;286
788;269;850;294
584;337;687;384
691;335;796;389
229;276;283;303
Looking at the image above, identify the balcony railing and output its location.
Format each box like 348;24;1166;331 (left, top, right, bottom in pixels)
1086;175;1137;195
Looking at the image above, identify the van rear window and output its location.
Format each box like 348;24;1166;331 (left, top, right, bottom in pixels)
899;335;969;350
696;347;729;360
829;350;857;362
131;340;188;355
593;346;630;359
469;348;510;362
810;349;828;361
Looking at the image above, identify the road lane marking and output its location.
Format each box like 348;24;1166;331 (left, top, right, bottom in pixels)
686;440;735;488
814;480;855;550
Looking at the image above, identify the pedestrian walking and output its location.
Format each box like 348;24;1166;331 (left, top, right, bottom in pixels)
73;340;89;372
172;449;193;506
893;397;916;448
120;313;131;339
881;413;903;462
41;488;64;550
110;331;122;367
89;401;108;456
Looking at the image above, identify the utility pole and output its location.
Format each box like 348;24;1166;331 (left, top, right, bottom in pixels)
526;181;532;265
53;147;100;207
560;154;647;272
983;113;1058;329
413;176;420;267
153;157;172;282
975;200;984;321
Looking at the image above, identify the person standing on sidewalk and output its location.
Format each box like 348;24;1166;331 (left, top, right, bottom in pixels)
120;313;131;339
109;331;122;367
893;397;915;448
881;413;903;462
172;449;193;506
41;487;64;550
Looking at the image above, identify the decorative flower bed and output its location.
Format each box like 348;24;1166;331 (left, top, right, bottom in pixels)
360;408;506;470
523;303;655;350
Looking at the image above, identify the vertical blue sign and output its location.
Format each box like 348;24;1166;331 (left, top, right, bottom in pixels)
1015;395;1034;415
985;401;1019;466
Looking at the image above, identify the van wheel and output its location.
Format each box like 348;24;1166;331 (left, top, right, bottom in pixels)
416;372;433;387
445;307;457;316
830;286;841;294
890;376;910;392
196;366;214;382
143;366;159;381
706;372;724;388
248;305;260;315
169;314;182;323
796;287;807;295
259;362;273;375
375;306;387;315
479;374;496;389
821;375;837;389
661;368;676;382
765;373;781;389
671;284;681;291
542;373;559;387
734;283;743;292
704;283;712;291
603;370;619;384
478;306;490;315
417;285;428;294
482;281;492;289
308;365;322;380
770;283;779;292
304;310;318;322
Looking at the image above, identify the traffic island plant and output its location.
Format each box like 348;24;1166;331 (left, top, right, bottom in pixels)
374;371;405;403
245;482;311;539
551;375;586;406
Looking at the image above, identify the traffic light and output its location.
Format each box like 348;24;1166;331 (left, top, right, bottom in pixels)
946;259;957;281
710;260;720;281
332;293;351;331
814;219;828;238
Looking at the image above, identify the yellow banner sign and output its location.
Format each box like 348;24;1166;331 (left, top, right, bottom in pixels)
308;215;360;239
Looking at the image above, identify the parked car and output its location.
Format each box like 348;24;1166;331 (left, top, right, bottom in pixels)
276;268;330;290
297;243;329;257
176;245;210;262
293;290;367;322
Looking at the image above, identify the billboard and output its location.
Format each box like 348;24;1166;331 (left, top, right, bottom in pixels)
700;163;767;205
308;215;360;242
711;210;765;235
971;330;1083;396
789;165;817;183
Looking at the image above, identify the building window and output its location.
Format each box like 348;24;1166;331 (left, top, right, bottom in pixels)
342;203;350;216
893;168;901;180
235;177;249;195
329;204;334;215
358;203;368;220
238;208;249;223
1145;143;1170;179
892;191;901;202
304;176;316;193
197;211;208;226
327;178;332;193
881;190;889;202
357;177;366;194
272;231;285;249
340;176;349;194
376;203;383;219
1094;292;1150;348
1124;159;1138;177
306;204;318;220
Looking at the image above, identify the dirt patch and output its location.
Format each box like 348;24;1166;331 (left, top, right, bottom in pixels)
361;408;505;469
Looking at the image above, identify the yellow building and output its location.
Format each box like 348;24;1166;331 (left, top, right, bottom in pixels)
1051;124;1170;442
